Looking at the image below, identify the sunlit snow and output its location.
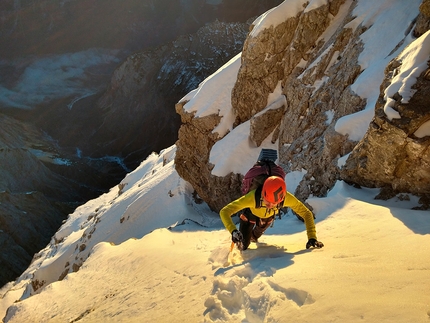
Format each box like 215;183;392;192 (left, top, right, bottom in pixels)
1;1;430;322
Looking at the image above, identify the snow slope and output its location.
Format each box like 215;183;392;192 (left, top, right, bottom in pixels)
1;0;430;322
2;150;429;322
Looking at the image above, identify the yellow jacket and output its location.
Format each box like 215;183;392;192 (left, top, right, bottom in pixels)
219;189;317;240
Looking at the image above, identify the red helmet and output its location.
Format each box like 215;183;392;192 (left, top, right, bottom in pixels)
262;176;286;204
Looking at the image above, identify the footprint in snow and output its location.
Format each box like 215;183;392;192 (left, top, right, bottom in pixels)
204;243;315;322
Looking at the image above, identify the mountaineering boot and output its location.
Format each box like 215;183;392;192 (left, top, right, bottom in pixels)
250;233;258;243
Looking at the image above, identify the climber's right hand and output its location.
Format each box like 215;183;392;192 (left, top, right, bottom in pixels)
231;229;243;243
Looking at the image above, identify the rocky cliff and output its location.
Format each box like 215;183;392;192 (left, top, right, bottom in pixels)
175;0;430;212
341;1;430;205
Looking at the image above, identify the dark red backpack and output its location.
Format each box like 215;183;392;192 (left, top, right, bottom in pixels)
241;160;286;195
242;149;286;195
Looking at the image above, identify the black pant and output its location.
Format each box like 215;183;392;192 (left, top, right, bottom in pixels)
239;208;274;250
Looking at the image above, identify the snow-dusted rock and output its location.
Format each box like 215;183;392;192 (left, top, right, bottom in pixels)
175;0;430;212
341;30;430;197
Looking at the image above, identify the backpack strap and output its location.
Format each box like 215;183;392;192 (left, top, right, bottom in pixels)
254;185;263;208
266;160;272;176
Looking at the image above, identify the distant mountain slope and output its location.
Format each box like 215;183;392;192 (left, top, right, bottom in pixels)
0;0;283;287
0;0;283;58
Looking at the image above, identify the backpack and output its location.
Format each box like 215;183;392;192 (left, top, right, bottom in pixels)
241;160;286;195
241;149;286;208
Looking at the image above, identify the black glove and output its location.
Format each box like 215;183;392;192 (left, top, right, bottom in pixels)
306;238;324;249
231;230;243;243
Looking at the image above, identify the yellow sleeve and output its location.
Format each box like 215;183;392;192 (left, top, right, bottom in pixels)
283;192;317;240
219;191;256;233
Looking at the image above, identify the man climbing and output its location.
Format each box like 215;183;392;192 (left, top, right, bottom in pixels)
219;175;324;251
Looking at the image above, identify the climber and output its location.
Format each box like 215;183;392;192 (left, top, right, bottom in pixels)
219;175;324;251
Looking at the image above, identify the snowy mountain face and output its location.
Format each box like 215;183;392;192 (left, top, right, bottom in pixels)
175;0;430;212
1;0;430;322
0;0;283;287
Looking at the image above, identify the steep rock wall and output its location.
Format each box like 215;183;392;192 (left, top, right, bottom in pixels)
175;103;243;211
341;1;430;203
176;0;358;210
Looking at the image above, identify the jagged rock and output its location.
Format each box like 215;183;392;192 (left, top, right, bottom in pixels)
278;13;366;199
232;0;346;125
421;0;430;16
175;103;243;211
231;15;299;124
250;104;285;146
414;0;430;37
341;41;430;195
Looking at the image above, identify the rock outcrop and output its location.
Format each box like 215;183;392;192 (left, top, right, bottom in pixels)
341;2;430;203
176;0;358;210
415;0;430;37
175;0;430;212
341;34;430;199
175;104;243;211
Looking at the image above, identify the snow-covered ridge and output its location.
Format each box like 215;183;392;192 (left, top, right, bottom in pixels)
1;146;214;309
